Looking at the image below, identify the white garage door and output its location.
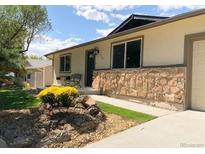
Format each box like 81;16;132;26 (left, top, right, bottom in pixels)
192;40;205;111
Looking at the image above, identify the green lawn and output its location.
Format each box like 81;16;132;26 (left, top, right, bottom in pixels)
0;88;40;110
97;102;156;122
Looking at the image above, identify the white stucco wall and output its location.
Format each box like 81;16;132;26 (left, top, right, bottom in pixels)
45;65;53;86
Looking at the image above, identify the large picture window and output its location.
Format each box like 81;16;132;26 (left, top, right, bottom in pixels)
60;54;71;72
112;43;125;68
112;38;142;69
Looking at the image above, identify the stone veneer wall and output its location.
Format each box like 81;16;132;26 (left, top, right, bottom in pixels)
92;67;186;111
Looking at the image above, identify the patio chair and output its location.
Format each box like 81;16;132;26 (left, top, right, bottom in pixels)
65;73;82;88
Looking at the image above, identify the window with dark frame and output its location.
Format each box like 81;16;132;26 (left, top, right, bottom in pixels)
126;40;141;68
27;73;31;80
112;43;125;69
112;38;142;69
60;55;71;72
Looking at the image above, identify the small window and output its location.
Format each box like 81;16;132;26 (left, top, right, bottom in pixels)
27;73;31;80
60;55;71;72
112;38;142;69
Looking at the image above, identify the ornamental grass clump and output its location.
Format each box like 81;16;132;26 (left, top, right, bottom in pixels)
38;86;79;107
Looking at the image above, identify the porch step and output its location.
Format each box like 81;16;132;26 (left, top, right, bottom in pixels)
78;87;100;95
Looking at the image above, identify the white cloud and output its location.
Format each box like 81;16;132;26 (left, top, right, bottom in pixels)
72;5;135;26
158;5;184;12
111;13;130;21
158;5;205;12
96;27;115;37
74;6;111;24
89;5;133;12
157;5;205;17
27;35;81;56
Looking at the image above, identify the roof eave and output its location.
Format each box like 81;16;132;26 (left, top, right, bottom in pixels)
45;8;205;57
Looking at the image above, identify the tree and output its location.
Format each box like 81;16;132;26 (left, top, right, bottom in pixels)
25;54;45;60
0;6;51;85
0;6;51;52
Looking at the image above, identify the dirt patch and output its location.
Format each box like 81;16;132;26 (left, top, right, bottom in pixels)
0;106;137;148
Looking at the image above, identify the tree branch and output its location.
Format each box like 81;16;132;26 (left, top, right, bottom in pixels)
19;28;35;53
2;20;26;48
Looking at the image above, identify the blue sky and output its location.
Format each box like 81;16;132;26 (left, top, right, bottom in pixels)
28;5;205;56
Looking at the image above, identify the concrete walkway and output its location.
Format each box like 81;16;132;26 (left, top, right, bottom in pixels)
89;95;175;117
86;110;205;148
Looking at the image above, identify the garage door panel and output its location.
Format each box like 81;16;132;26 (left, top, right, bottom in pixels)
192;40;205;111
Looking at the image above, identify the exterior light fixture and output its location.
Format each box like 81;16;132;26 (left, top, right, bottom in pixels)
93;47;99;55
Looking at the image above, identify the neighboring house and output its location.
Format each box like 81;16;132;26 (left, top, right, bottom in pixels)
45;9;205;111
25;59;53;89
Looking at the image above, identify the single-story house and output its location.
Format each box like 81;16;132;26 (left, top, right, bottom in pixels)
25;59;53;89
45;8;205;111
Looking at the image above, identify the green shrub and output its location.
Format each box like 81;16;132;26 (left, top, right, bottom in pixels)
56;93;72;107
40;93;56;106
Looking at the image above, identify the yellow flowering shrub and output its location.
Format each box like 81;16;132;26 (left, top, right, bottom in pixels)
55;87;78;96
38;86;79;107
38;86;61;97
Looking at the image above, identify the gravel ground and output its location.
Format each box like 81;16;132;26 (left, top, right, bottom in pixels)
0;106;138;148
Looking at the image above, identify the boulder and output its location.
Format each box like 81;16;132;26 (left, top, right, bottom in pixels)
73;117;87;126
95;111;106;121
59;119;67;126
63;124;74;132
78;121;98;133
83;98;96;107
87;106;100;117
71;95;90;107
37;129;71;147
39;103;52;112
37;128;47;138
74;102;86;109
10;136;33;148
0;137;7;148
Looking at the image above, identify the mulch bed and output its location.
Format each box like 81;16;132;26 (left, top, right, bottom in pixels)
0;106;138;148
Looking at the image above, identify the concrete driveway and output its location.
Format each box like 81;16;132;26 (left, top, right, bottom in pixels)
86;110;205;148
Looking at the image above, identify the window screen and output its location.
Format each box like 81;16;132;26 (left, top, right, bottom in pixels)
112;43;125;68
60;56;65;71
60;55;71;72
126;40;141;68
112;38;142;69
65;56;71;71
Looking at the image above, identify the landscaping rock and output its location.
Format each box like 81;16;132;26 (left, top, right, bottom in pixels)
63;124;74;132
83;97;96;107
39;104;52;112
73;117;87;126
59;119;67;126
87;106;101;117
49;120;58;129
74;102;86;109
0;137;7;148
79;121;98;133
95;111;106;121
10;136;33;148
0;102;137;148
72;95;89;107
38;129;71;147
37;128;47;138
